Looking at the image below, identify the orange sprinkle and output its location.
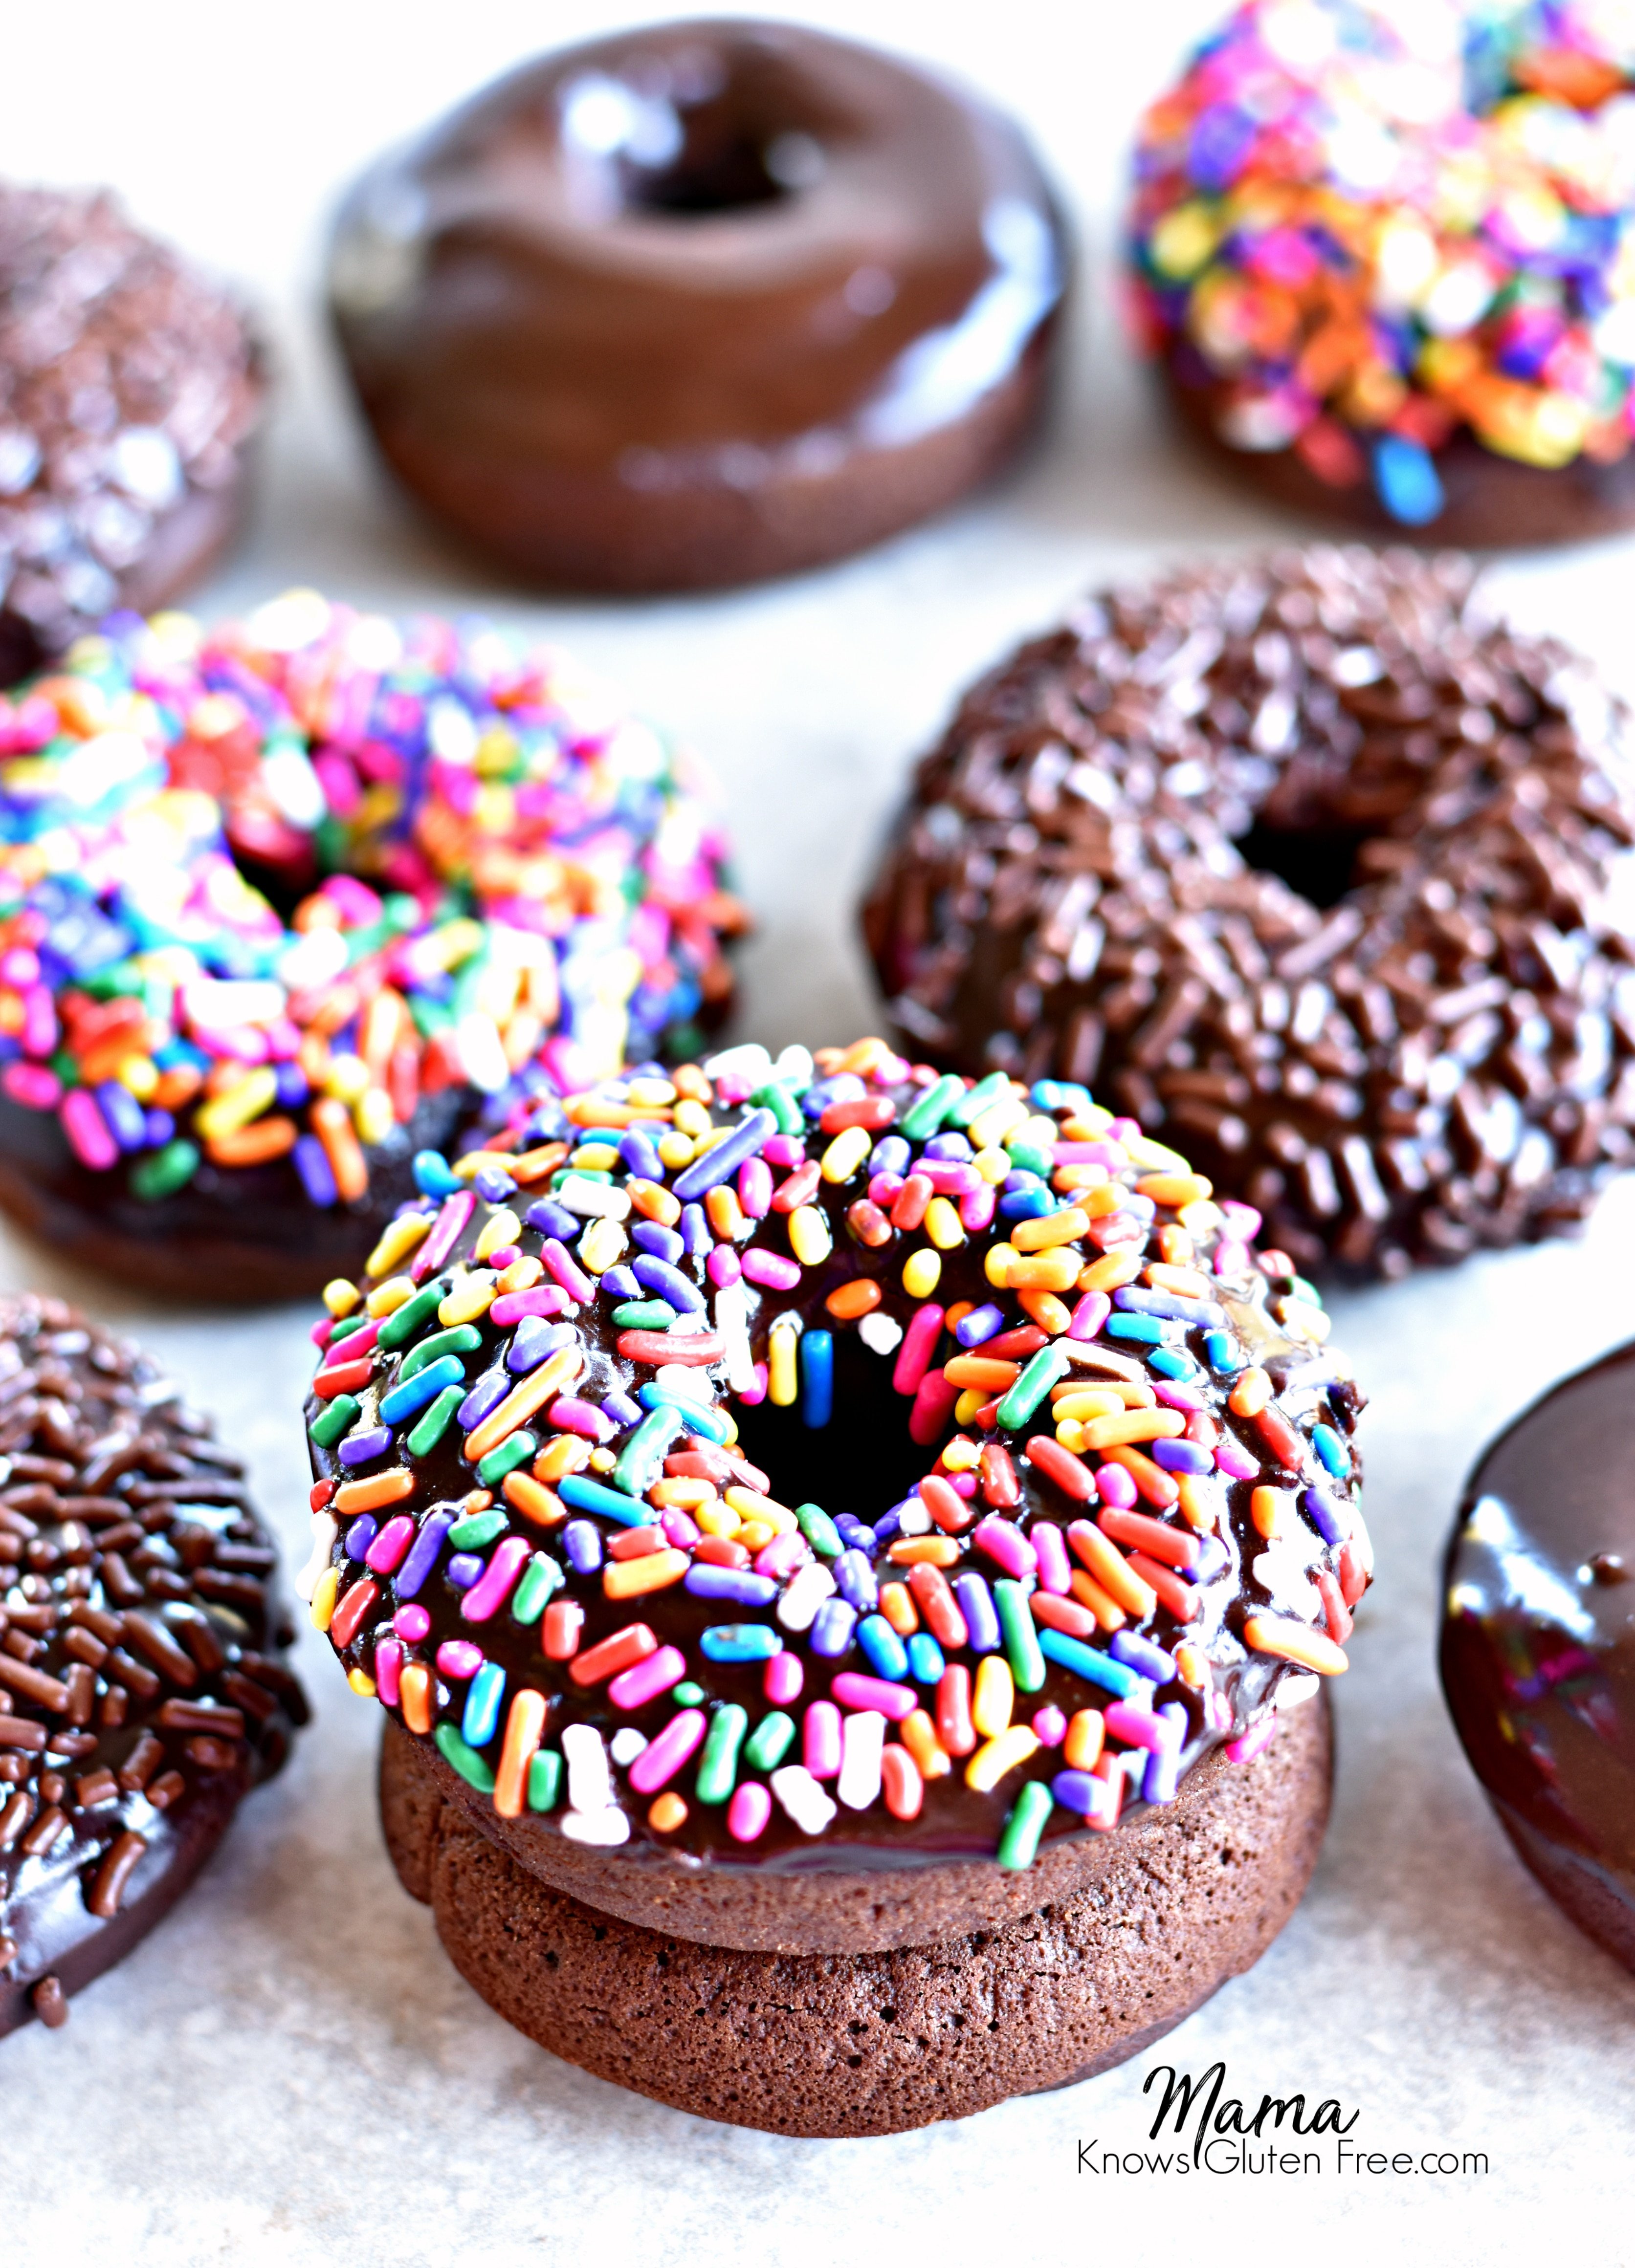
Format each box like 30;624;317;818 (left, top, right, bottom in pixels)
333;1468;415;1515
399;1660;433;1735
1068;1568;1127;1632
504;1471;566;1527
1243;1614;1348;1676
648;1792;688;1832
878;1582;919;1637
1017;1289;1073;1333
887;1534;961;1567
1078;1248;1145;1294
311;1095;369;1201
492;1688;547;1818
206;1115;298;1168
628;1178;683;1227
463;1347;583;1464
825;1278;883;1321
603;1549;690;1600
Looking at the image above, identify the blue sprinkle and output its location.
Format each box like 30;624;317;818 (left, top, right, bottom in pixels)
378;1354;465;1424
462;1660;507;1747
525;1199;579;1243
1143;1702;1189;1806
1106;1314;1169;1346
998;1187;1055;1221
955;1304;1005;1348
632;1254;706;1312
809;1597;858;1658
700;1623;784;1663
457;1367;511;1431
1110;1630;1176;1684
631;1220;685;1264
1032;1080;1093;1113
906;1633;946;1685
507;1317;575;1374
834;1513;877;1553
1148;1347;1201;1382
685;1564;778;1607
671;1108;775;1202
446;1552;483;1590
343;1514;377;1562
1312;1423;1350;1478
1037;1628;1144;1697
1372;433;1445;526
413;1149;462;1198
562;1521;604;1575
395;1509;455;1599
955;1570;1001;1654
557;1474;649;1527
275;1061;308;1108
96;1079;147;1151
801;1330;834;1430
637;1382;731;1441
337;1426;392;1469
143;1108;175;1147
872;1507;903;1545
834;1548;879;1614
1203;1330;1242;1375
858;1614;910;1681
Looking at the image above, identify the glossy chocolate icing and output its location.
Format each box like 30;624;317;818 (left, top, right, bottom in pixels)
328;19;1069;589
1442;1342;1635;1969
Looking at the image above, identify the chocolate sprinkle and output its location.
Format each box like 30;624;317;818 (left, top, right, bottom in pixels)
862;546;1635;1278
0;186;263;684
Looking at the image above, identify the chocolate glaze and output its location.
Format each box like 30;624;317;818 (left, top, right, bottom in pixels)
328;19;1069;590
1442;1341;1635;1971
307;1057;1367;1933
0;1294;304;2033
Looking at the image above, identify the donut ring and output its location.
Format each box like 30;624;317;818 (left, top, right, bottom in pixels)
862;545;1635;1279
1128;0;1635;545
0;592;741;1302
302;1032;1370;2125
327;19;1070;591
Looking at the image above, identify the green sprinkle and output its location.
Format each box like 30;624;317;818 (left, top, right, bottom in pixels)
641;1384;730;1442
994;1579;1046;1693
948;1071;1012;1128
476;1432;537;1487
995;1344;1070;1433
611;1300;679;1331
511;1553;563;1626
694;1703;748;1804
550;1165;612;1188
750;1080;803;1135
448;1507;508;1550
130;1138;199;1202
407;1384;463;1457
900;1073;966;1141
434;1722;496;1793
399;1324;482;1379
743;1711;796;1773
613;1405;684;1499
378;1283;445;1351
995;1779;1054;1871
673;1681;706;1706
795;1503;844;1558
1004;1141;1054;1177
328;1313;372;1344
527;1748;563;1811
310;1394;360;1450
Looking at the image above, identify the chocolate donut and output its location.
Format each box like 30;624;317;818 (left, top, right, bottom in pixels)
862;545;1635;1280
0;1293;304;2034
1441;1343;1635;1972
0;186;263;685
0;592;741;1302
327;19;1069;591
1127;1;1635;545
301;1033;1370;2130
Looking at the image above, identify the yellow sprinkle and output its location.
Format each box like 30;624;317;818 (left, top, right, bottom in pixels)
117;1054;158;1100
1007;1114;1059;1152
953;1388;988;1426
1053;1389;1127;1423
972;1145;1012;1184
941;1436;980;1473
696;1503;742;1539
657;1131;695;1170
972;1655;1015;1739
354;1087;394;1148
968;1095;1029;1150
673;1098;712;1137
724;1487;795;1532
364;1273;417;1318
347;1668;377;1698
496;1254;544;1293
924;1196;965;1251
625;1078;677;1108
453;1150;512;1183
323;1053;370;1105
588;1447;617;1473
366;1212;432;1279
984;1244;1016;1289
439;1273;497;1326
820;1125;872;1183
570;1143;621;1171
788;1204;832;1267
323;1278;361;1318
309;1566;339;1634
965;1724;1040;1793
473;1207;522;1263
1011;1206;1089;1253
768;1325;798;1408
193;1065;278;1145
903;1247;942;1298
579;1218;627;1274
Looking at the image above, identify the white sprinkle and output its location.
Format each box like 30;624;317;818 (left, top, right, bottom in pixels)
562;1722;613;1813
555;1175;632;1220
609;1727;648;1766
770;1765;838;1836
857;1311;903;1357
703;1043;772;1083
714;1280;755;1392
837;1709;885;1811
1275;1673;1322;1712
775;1560;836;1633
560;1806;632;1847
294;1511;337;1604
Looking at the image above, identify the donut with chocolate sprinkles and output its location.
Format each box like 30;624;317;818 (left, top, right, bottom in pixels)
862;546;1635;1279
0;1293;303;2034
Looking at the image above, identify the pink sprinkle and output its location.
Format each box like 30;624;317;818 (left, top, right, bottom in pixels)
365;1515;416;1575
550;1396;614;1441
868;1171;905;1205
739;1363;769;1406
1213;1239;1251;1277
707;1245;742;1287
393;1605;431;1642
959;1183;997;1233
60;1088;117;1171
737;1157;772;1217
461;1535;532;1622
803;1699;843;1778
1031;1520;1072;1594
322;1318;378;1366
1153;1380;1207;1412
374;1637;403;1708
540;1237;596;1303
765;1652;803;1705
660;1508;701;1549
309;1318;335;1351
712;1072;752;1105
1052;1142;1112;1164
628;1707;707;1793
435;1639;484;1679
490;1286;572;1326
608;1644;686;1711
1105;1702;1180;1754
727;1780;773;1843
412;1190;476;1281
1226;1716;1278;1766
1215;1439;1259;1480
1032;1704;1067;1748
1067;1291;1111;1339
1108;1117;1142;1145
892;1303;946;1396
923;1161;981;1196
20;987;57;1059
762;1134;805;1169
486;1245;522;1273
973;1516;1038;1579
1219;1199;1261;1240
754;1530;807;1580
831;1671;917;1722
2;1060;61;1110
742;1248;801;1290
1095;1463;1139;1509
947;1470;977;1498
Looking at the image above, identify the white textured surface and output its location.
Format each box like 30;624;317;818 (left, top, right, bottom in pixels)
3;4;1634;2261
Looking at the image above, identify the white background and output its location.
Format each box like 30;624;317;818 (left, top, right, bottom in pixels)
2;4;1633;2262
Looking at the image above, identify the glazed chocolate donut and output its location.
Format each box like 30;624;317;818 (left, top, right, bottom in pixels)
1441;1343;1635;1973
0;1293;304;2034
0;592;741;1303
301;1033;1371;2131
0;186;263;685
1127;1;1635;545
862;545;1635;1280
327;19;1069;591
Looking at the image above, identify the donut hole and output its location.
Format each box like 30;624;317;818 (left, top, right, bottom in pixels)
560;53;823;220
730;1333;930;1517
1231;817;1376;913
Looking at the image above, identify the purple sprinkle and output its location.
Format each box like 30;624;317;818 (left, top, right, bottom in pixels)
526;1199;579;1242
833;1513;876;1553
275;1061;309;1108
343;1514;378;1561
631;1220;684;1263
473;1166;517;1203
143;1107;175;1147
1143;1703;1189;1805
1111;1630;1176;1684
600;1389;642;1429
872;1508;902;1543
955;1571;1001;1653
599;1265;641;1301
922;1132;973;1162
96;1080;148;1151
870;1135;911;1178
396;1508;456;1598
337;1426;393;1468
803;1074;864;1119
1052;1769;1101;1813
457;1367;511;1431
684;1564;777;1607
834;1548;879;1614
632;1253;706;1312
446;1552;483;1590
1150;1438;1214;1474
620;1129;664;1180
808;1597;858;1657
671;1108;776;1201
1215;1439;1259;1481
954;1304;1005;1348
293;1134;338;1207
507;1317;575;1374
678;1203;711;1258
563;1520;603;1576
1303;1486;1347;1546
